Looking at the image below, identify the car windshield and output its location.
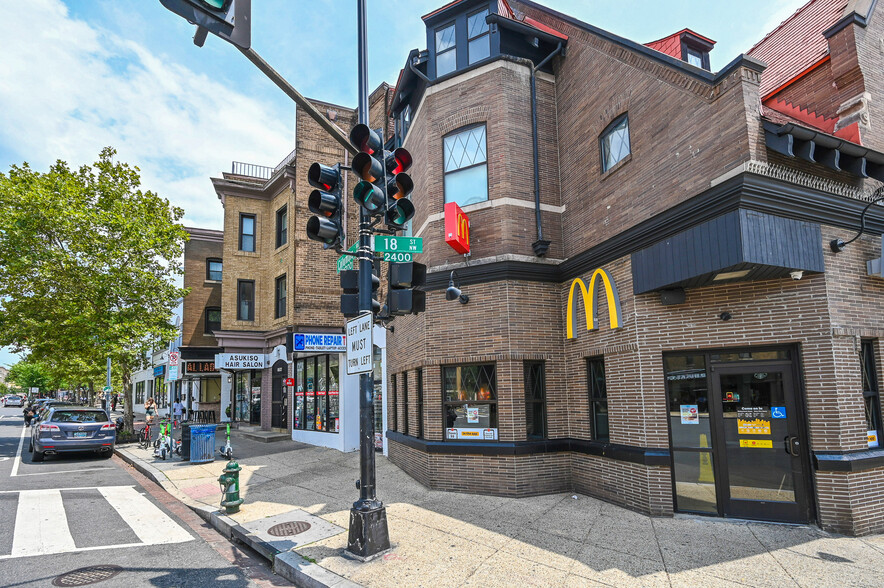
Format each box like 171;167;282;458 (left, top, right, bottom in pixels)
50;410;109;423
8;396;20;400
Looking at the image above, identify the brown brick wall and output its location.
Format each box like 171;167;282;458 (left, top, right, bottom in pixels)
182;232;223;347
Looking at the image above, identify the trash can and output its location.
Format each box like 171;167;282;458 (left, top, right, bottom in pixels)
189;424;216;464
180;423;192;461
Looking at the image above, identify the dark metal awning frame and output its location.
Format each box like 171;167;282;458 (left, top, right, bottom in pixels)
764;120;884;182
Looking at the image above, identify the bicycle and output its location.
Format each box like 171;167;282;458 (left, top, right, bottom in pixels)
139;421;153;450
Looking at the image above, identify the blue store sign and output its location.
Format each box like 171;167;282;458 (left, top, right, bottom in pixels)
153;365;165;377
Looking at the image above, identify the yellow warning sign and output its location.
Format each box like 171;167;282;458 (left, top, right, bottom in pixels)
740;439;773;448
738;419;771;435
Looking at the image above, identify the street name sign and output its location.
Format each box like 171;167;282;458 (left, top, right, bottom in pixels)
336;242;358;273
373;236;422;253
346;313;373;375
103;386;112;393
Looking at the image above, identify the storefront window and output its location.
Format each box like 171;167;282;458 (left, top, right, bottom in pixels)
587;357;608;442
292;355;339;434
250;371;262;425
373;346;384;449
234;372;250;422
443;364;497;441
155;376;167;408
861;340;882;448
199;378;221;403
525;361;547;439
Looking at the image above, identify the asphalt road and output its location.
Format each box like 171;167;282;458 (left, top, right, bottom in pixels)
0;406;291;587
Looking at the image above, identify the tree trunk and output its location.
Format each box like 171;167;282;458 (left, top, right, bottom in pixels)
123;367;134;434
88;381;94;407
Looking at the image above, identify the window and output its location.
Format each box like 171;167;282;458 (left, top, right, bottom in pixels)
435;23;456;77
275;274;287;319
861;340;882;448
275;205;287;248
135;381;145;404
468;8;490;64
444;124;488;207
525;361;547;439
292;355;339;433
402;371;409;436
239;214;256;252
204;307;221;334
391;374;398;431
206;258;222;281
237;280;254;321
685;47;703;68
600;114;630;172
443;364;497;439
199;378;221;403
587;357;608;442
416;368;424;439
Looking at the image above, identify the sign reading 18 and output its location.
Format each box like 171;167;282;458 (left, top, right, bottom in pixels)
383;252;413;262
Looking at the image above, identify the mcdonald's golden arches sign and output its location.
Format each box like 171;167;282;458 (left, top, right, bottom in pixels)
566;268;623;338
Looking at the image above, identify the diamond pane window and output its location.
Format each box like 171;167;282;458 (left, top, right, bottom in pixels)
861;340;882;448
600;115;631;172
525;362;547;439
588;357;609;442
436;23;456;77
468;9;490;64
443;364;497;436
444;125;488;207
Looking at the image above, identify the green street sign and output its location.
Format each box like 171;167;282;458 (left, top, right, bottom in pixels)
103;386;112;393
374;236;423;254
336;242;358;274
382;252;413;263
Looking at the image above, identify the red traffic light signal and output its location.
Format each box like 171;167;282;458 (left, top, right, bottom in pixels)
305;163;344;248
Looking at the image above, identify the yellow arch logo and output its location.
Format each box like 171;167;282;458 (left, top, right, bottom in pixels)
566;268;623;338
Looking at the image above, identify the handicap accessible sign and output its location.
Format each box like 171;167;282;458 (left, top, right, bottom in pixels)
771;406;787;419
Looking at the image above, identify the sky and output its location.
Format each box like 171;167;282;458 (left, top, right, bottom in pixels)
0;0;807;368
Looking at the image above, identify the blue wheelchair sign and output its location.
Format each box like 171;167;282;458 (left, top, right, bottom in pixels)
771;406;787;419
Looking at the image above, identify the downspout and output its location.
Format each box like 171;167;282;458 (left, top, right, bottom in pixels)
408;56;431;84
528;42;563;257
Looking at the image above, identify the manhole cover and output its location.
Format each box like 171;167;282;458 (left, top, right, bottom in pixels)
267;521;312;537
52;565;123;586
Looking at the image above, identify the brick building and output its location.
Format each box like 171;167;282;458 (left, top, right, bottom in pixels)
383;0;884;535
182;89;395;451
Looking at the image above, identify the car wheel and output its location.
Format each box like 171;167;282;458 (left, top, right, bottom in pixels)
102;450;113;459
32;450;44;462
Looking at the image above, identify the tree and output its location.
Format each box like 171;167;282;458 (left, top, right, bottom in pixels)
6;359;54;392
0;148;188;431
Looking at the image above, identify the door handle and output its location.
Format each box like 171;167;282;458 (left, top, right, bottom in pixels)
784;436;800;457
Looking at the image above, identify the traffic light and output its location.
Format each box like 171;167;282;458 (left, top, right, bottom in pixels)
306;163;344;249
158;0;251;49
340;268;380;317
349;125;415;229
387;262;426;315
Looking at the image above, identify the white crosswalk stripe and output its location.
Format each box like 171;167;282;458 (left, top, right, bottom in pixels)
0;485;193;559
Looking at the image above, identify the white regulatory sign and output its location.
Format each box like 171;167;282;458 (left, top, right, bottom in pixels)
346;313;373;375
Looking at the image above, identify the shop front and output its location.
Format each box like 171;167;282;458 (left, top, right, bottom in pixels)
664;347;813;524
181;358;222;422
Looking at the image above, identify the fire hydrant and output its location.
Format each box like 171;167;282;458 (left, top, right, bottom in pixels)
218;460;243;515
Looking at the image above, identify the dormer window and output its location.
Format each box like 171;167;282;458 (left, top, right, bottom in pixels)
468;8;490;64
436;23;456;77
685;47;703;68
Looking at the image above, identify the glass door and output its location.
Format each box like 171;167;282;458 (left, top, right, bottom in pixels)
711;366;810;523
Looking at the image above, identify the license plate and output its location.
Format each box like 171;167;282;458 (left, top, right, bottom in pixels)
73;432;88;438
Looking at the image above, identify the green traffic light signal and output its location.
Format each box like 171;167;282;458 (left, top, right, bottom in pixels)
199;0;231;9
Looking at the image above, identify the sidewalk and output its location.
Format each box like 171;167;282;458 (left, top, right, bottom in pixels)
115;430;884;588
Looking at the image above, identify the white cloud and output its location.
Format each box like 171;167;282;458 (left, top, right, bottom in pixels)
0;0;292;229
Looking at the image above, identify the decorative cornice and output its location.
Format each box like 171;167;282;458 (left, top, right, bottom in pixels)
184;226;224;242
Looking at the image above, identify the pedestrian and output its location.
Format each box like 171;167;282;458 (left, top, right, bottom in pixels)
111;394;117;412
144;397;157;425
23;405;35;427
172;396;183;428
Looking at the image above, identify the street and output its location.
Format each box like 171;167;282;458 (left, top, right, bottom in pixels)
0;407;291;587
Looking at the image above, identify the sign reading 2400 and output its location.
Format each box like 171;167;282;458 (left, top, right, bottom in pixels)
566;268;623;338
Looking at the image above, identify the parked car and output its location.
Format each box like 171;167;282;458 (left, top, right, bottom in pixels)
29;406;115;462
4;395;24;408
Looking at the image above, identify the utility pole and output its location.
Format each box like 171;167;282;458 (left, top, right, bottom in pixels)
106;357;111;410
346;0;391;560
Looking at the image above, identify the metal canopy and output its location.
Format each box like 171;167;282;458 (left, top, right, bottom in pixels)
764;120;884;182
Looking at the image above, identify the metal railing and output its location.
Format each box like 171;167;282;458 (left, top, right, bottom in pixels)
230;147;297;181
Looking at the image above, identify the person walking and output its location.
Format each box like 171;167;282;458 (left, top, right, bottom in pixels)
144;397;157;425
111;394;117;412
172;397;183;428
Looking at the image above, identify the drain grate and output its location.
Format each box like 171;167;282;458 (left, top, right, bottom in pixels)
52;565;123;586
267;521;312;537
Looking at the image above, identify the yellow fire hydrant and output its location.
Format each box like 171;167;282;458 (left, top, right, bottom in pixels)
218;459;244;515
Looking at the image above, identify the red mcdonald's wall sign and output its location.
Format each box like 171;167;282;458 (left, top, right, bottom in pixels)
444;202;470;254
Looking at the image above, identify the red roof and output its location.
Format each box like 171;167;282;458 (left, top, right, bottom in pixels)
747;0;848;99
645;32;683;59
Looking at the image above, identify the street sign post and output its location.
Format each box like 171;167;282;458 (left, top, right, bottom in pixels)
373;235;422;253
346;313;373;375
103;386;112;394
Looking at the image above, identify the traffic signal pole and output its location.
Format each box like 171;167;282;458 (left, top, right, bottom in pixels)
346;0;390;560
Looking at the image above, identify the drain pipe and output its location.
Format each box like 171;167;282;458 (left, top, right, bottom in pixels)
528;43;563;256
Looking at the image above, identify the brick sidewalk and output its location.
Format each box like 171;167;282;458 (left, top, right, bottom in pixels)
116;432;884;588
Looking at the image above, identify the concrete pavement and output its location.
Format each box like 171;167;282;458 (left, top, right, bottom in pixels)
116;426;884;587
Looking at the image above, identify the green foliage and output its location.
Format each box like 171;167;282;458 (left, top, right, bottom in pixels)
6;359;54;390
0;148;188;430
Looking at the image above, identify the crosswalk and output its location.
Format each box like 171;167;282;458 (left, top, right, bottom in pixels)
0;485;193;559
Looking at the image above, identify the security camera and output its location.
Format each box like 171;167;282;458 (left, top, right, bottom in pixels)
790;270;803;280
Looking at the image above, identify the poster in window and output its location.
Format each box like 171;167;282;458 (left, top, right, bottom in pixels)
869;430;880;448
466;406;479;423
680;404;699;425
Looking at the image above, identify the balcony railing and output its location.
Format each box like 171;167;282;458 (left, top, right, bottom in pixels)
230;147;298;181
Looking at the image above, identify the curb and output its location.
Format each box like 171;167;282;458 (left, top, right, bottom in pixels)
114;445;359;588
